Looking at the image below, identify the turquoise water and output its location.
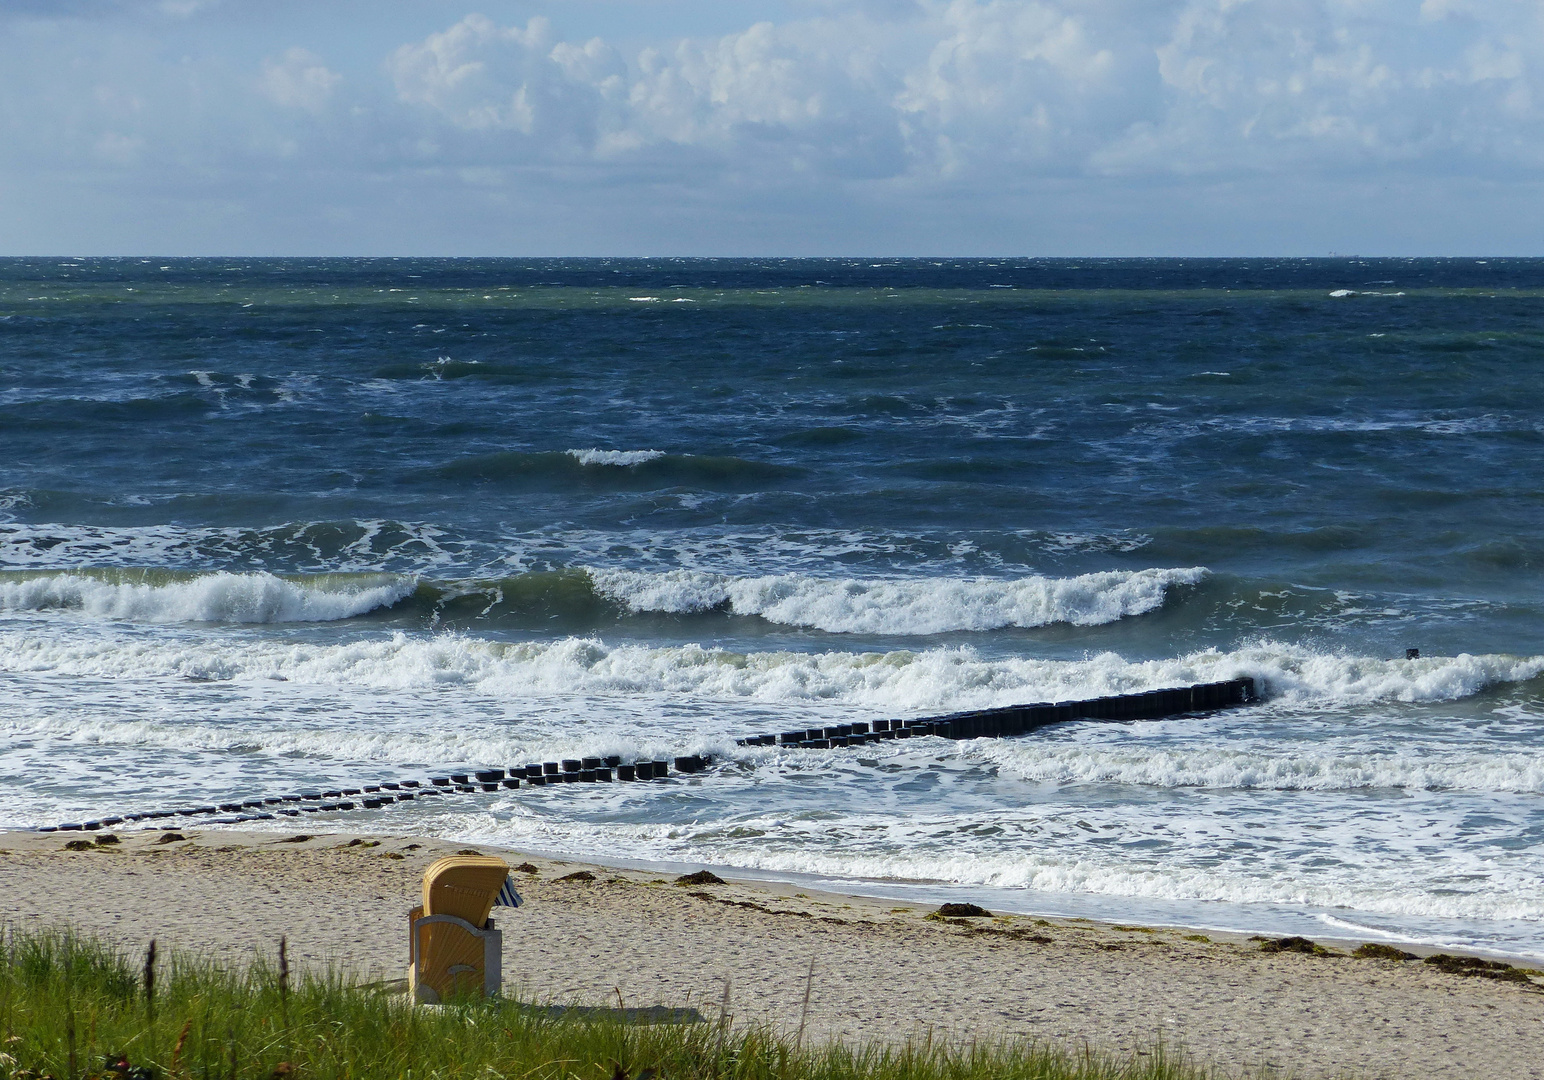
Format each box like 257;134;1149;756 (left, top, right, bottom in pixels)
3;257;1543;955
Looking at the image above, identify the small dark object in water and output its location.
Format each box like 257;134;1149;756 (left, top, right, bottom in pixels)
557;870;596;883
934;903;992;918
1354;943;1418;961
1406;648;1420;659
675;870;726;886
1259;936;1332;956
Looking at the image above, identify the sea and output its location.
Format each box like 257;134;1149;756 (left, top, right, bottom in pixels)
2;257;1542;960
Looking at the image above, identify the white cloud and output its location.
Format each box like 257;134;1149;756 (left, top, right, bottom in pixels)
8;0;1544;253
894;1;1163;175
259;47;342;113
375;1;1544;181
387;15;623;143
625;18;906;175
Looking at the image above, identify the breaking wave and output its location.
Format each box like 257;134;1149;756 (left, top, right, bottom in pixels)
565;448;665;466
0;570;414;624
586;566;1207;634
0;632;1537;713
0;565;1206;634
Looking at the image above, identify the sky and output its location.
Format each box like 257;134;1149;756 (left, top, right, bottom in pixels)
2;0;1543;256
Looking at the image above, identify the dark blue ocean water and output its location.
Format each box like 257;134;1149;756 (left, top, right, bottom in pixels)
3;257;1543;955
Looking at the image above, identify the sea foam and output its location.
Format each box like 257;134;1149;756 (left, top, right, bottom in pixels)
978;740;1544;794
586;566;1207;634
0;631;1537;712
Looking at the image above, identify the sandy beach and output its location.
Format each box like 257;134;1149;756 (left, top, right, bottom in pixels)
1;827;1539;1079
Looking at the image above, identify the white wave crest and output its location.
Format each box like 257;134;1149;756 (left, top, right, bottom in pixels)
979;742;1544;794
0;633;1537;712
565;448;665;467
0;572;415;624
586;566;1208;634
1242;643;1544;704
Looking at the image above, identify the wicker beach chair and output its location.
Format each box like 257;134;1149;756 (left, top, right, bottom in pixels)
407;854;520;1003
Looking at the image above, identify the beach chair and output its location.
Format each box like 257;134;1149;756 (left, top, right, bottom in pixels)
407;854;520;1003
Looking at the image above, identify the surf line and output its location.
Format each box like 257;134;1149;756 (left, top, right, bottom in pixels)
34;678;1256;834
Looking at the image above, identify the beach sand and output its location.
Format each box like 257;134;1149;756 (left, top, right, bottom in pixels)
1;827;1539;1079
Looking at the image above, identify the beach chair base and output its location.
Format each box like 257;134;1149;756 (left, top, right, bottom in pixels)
407;912;502;1003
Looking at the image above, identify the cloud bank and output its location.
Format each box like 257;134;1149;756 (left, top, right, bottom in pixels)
3;1;1543;253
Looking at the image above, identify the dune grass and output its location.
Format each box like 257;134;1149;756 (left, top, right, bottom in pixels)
0;926;1218;1080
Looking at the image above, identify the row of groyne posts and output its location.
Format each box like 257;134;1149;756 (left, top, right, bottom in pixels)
36;677;1257;834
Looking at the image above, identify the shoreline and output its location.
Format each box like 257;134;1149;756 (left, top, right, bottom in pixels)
27;816;1531;967
462;839;1544;970
527;845;1544;969
4;826;1543;1079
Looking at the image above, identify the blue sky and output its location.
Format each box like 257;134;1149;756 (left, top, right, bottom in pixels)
2;0;1542;255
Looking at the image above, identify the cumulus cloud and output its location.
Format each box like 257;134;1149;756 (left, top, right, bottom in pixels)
6;0;1544;252
1088;0;1544;174
387;15;623;148
258;48;342;113
375;0;1544;183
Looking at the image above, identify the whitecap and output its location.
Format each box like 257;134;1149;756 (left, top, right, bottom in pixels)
586;566;1207;634
0;572;414;624
565;449;667;467
2;632;1536;713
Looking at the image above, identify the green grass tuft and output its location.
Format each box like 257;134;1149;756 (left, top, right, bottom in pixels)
0;925;1236;1080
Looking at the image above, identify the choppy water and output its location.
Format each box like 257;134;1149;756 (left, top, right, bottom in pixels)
4;257;1544;957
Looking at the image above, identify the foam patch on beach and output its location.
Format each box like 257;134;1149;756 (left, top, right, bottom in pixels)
660;842;1544;923
0;631;1537;711
587;566;1207;634
0;571;415;624
462;809;1544;925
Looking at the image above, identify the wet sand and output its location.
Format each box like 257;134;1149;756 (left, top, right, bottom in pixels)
1;827;1540;1079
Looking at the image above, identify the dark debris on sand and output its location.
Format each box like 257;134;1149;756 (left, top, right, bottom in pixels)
1257;936;1337;956
933;903;993;919
675;870;726;886
1423;954;1536;983
1353;943;1418;961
